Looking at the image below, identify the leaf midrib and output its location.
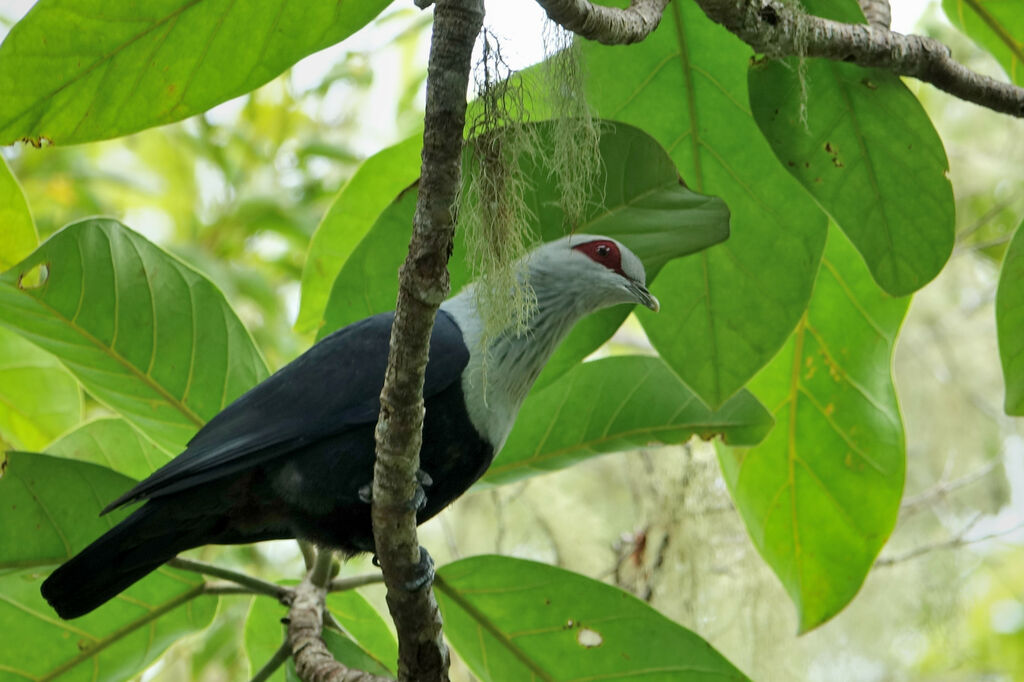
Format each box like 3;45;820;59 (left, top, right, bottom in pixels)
434;574;556;682
4;280;204;427
961;0;1024;71
0;0;206;135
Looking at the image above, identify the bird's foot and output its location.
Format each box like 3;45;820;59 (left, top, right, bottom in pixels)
358;470;432;512
408;469;432;512
404;546;435;592
370;547;435;591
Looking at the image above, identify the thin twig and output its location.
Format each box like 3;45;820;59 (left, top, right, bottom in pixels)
535;0;671;45
250;641;291;682
299;540;317;571
900;458;1002;517
876;515;1024;567
168;557;290;601
328;573;385;592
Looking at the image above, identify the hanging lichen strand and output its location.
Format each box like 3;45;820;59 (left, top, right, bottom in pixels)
461;30;540;348
541;22;602;230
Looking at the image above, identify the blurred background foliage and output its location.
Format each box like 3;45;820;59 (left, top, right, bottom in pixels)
1;0;1023;680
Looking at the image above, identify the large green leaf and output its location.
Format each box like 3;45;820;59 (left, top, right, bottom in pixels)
47;417;172;480
581;2;828;409
482;355;772;487
0;452;217;682
718;227;907;632
436;555;748;681
321;121;730;392
296;134;423;335
245;588;397;680
0;326;81;451
749;3;954;296
0;218;268;453
0;155;36;270
944;0;1024;86
0;0;393;145
997;217;1024;414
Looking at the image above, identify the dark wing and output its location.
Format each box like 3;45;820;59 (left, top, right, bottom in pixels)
102;310;469;513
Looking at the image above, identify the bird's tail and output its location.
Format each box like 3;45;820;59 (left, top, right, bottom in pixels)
41;502;210;619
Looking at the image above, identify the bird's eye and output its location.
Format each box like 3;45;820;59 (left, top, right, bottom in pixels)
572;239;627;278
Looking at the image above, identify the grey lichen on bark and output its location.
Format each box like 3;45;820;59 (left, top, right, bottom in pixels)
536;0;672;44
370;1;484;681
695;0;1024;117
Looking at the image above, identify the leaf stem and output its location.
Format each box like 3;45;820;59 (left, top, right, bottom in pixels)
168;557;291;601
250;640;290;682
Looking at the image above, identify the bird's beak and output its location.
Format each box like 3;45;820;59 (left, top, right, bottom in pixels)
629;281;660;313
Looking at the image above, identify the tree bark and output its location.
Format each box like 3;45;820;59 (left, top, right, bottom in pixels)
535;0;671;44
695;0;1024;117
288;551;392;682
370;1;484;682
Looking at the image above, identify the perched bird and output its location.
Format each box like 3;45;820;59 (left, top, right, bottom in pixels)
42;234;659;619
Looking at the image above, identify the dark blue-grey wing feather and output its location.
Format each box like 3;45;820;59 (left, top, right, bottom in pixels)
103;311;468;513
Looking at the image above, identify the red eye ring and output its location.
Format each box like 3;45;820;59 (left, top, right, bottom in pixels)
573;239;626;278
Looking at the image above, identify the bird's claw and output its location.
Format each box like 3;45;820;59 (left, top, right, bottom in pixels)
407;484;427;513
416;470;433;488
404;546;435;592
370;547;435;591
358;470;431;509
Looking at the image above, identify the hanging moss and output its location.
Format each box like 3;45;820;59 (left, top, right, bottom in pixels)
461;31;540;350
541;23;602;230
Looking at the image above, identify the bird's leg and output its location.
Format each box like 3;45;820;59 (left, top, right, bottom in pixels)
359;469;433;512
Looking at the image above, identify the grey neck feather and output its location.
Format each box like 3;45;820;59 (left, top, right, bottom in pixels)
440;262;600;451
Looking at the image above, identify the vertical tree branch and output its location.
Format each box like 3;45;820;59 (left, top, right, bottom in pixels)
371;2;484;681
857;0;890;29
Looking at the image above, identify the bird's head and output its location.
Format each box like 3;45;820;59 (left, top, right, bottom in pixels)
527;234;660;314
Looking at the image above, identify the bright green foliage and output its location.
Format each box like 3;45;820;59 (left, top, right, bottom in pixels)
0;452;217;682
296;134;423;335
581;1;828;409
48;417;172;480
0;0;393;145
0;155;36;269
749;0;954;296
0;218;269;452
0;326;81;450
245;589;397;680
719;227;907;632
997;218;1024;414
749;60;954;296
944;0;1024;85
484;355;773;487
320;121;730;392
435;555;749;682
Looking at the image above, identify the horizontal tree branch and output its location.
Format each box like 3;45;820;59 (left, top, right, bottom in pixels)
695;0;1024;117
535;0;671;44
